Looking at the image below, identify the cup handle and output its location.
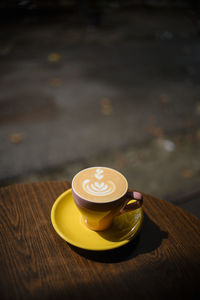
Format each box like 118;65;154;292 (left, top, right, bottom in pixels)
120;191;143;214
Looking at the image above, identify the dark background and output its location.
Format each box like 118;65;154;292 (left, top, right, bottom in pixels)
0;0;200;217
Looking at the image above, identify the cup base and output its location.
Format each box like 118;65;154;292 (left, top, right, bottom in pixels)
81;216;112;232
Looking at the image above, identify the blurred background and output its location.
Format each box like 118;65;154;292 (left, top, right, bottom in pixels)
0;0;200;217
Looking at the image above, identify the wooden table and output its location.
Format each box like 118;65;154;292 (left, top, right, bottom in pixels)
0;181;200;300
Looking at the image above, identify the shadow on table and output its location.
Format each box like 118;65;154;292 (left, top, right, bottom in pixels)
70;213;168;263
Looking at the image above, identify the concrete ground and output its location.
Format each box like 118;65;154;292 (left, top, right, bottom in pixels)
0;6;200;217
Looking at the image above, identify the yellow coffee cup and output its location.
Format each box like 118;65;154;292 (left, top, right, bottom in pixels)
72;166;143;231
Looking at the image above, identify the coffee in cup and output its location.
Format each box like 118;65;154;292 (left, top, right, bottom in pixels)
72;167;143;231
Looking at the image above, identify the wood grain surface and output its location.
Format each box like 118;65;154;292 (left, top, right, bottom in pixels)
0;181;200;300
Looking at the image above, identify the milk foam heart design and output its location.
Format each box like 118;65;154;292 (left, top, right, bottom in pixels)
82;168;116;196
94;182;104;189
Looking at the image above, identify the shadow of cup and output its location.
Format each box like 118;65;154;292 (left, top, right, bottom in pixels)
97;207;143;242
70;212;168;263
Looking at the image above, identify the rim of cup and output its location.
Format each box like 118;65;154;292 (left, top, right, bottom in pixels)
72;166;128;203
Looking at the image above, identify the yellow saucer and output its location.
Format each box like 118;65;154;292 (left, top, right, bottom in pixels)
51;189;143;251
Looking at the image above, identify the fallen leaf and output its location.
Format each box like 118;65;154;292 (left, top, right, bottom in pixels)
10;133;25;144
160;93;171;103
148;127;164;138
49;78;63;87
100;98;113;116
180;169;194;178
48;53;61;62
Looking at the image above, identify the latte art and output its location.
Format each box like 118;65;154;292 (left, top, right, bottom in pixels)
82;168;116;196
83;179;115;196
72;167;128;202
94;168;104;180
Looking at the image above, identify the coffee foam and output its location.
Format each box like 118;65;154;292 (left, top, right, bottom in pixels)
72;167;128;202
